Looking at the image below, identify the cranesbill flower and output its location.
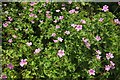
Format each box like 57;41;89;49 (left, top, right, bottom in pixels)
114;19;120;24
12;35;17;38
71;24;76;28
69;9;75;14
75;25;82;31
30;2;37;6
82;38;88;43
95;35;101;41
29;8;34;11
76;7;79;9
8;16;13;21
96;50;101;54
59;16;64;20
80;19;86;24
102;5;109;12
118;1;120;5
46;11;50;14
88;69;95;75
3;23;8;27
53;20;58;23
64;31;70;35
53;40;58;43
26;42;32;46
61;7;65;10
99;18;104;22
110;61;115;69
1;75;7;79
105;65;111;71
8;39;12;43
56;25;60;29
51;33;56;37
96;55;101;60
58;37;63;42
34;48;41;54
85;42;91;49
68;0;72;4
7;63;14;69
29;13;35;17
57;50;65;57
106;53;114;60
20;59;27;67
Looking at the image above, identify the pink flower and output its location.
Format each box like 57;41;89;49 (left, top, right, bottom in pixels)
71;24;76;28
99;18;104;22
102;5;109;12
20;59;27;67
3;23;8;27
110;61;115;69
88;69;95;75
34;48;41;54
8;39;12;43
53;40;58;43
26;42;32;46
56;9;60;12
51;33;56;37
38;10;42;13
29;8;34;11
30;2;37;6
106;53;114;60
118;1;120;5
1;75;7;79
96;50;101;54
105;65;111;71
57;50;65;57
59;16;64;20
75;25;82;31
80;19;86;24
12;35;17;38
7;63;14;69
53;20;58;23
58;37;63;42
69;9;75;14
29;13;35;17
56;25;60;29
64;31;70;35
31;20;35;23
62;3;65;6
46;14;52;18
85;43;91;49
46;11;50;14
82;38;88;43
95;35;101;41
8;16;13;21
96;55;101;60
82;38;91;49
114;19;120;24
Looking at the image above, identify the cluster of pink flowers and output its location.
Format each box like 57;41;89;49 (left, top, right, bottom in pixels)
69;9;78;14
105;61;115;71
46;11;52;18
96;50;101;60
105;53;115;71
82;38;91;49
29;13;37;18
71;24;82;31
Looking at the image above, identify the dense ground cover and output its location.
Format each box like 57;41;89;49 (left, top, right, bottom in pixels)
1;2;120;80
